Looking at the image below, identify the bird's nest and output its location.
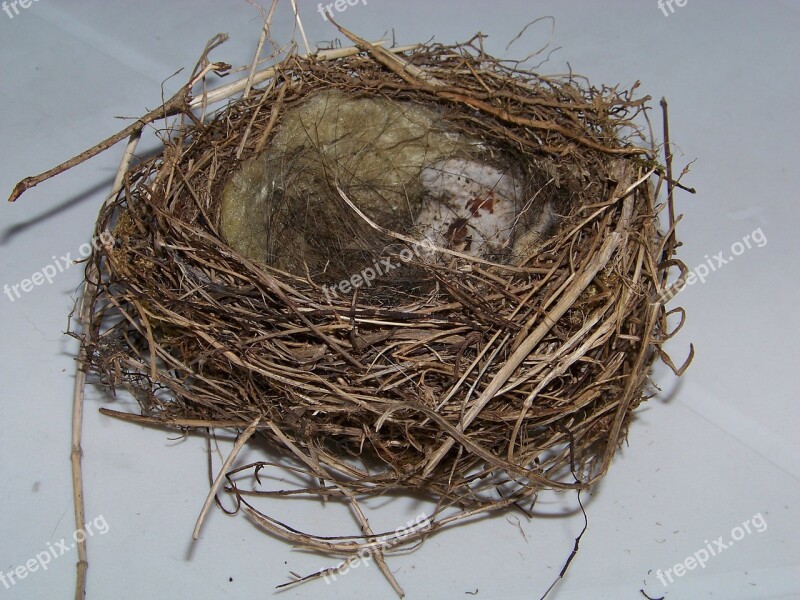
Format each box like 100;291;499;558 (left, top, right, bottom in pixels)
71;28;690;592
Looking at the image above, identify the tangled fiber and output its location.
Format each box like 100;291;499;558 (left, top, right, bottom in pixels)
68;26;691;592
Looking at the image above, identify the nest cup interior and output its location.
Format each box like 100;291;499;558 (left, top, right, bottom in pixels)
91;39;677;524
218;88;557;291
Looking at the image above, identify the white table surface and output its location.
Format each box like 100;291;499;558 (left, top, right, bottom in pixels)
1;1;798;599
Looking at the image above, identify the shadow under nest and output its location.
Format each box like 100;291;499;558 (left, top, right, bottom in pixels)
79;36;684;554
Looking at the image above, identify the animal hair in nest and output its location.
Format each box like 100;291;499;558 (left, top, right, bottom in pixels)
81;35;687;557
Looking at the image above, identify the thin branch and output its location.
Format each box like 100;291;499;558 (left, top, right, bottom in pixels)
8;42;229;203
71;129;142;600
192;416;262;541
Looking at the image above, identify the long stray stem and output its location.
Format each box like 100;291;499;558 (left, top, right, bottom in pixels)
187;42;418;109
192;416;262;540
8;35;231;204
71;281;90;600
660;97;677;263
71;130;142;600
8;91;187;203
266;421;405;598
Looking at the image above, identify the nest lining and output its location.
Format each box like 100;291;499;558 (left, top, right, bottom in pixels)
219;89;487;276
82;34;685;571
